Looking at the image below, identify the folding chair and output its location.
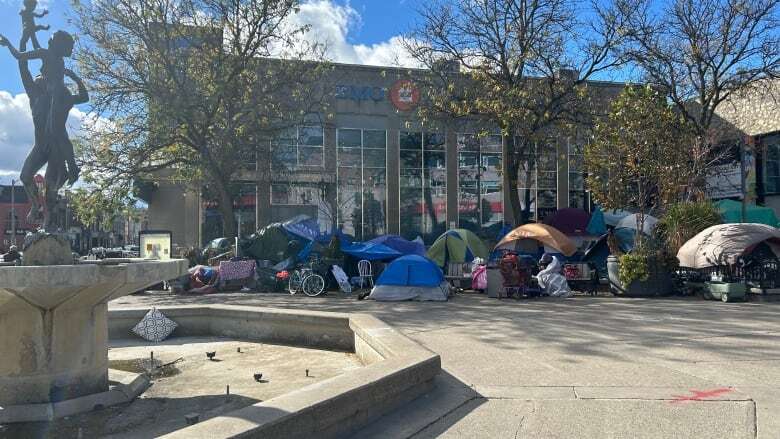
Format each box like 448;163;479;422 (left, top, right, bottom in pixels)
357;259;374;289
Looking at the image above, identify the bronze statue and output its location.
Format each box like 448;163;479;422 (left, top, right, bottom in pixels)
0;11;86;232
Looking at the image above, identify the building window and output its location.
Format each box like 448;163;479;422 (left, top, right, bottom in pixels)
457;133;503;237
515;138;558;221
270;183;321;206
337;129;387;240
568;141;586;209
400;131;446;244
270;125;324;170
765;141;780;194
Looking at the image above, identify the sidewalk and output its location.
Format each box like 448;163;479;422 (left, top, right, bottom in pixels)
110;292;780;438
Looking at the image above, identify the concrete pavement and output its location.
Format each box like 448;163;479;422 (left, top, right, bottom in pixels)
110;292;780;438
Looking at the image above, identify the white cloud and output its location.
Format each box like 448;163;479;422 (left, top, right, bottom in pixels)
291;0;419;68
0;91;87;181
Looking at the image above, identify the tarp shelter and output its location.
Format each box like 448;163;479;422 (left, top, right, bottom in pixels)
495;223;577;257
715;199;780;227
544;208;591;236
583;232;635;273
341;241;403;261
368;255;449;301
282;215;321;241
615;213;658;235
427;229;489;267
586;206;607;236
241;223;290;263
677;223;780;269
368;234;426;256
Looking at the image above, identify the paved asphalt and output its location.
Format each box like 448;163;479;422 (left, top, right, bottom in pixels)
110;292;780;438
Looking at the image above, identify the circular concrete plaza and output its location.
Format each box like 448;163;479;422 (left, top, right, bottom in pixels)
107;291;780;439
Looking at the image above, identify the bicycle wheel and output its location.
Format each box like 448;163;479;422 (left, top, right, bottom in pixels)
302;274;326;297
288;270;303;294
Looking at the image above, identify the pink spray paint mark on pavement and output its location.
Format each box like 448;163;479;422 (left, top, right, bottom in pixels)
670;388;734;404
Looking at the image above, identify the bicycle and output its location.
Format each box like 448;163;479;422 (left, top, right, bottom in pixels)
288;260;326;297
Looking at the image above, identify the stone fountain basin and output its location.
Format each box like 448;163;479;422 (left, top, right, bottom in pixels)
107;305;441;439
0;260;187;410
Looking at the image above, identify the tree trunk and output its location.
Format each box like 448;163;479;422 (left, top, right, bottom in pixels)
215;182;237;238
504;132;528;226
521;187;533;224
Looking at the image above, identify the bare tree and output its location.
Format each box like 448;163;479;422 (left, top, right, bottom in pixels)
404;0;627;224
615;0;780;198
73;0;329;238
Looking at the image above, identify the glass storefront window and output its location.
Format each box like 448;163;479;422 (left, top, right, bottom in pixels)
401;131;446;243
457;133;503;238
270;126;324;170
336;129;387;240
481;134;502;152
569;142;586;209
515;138;558;221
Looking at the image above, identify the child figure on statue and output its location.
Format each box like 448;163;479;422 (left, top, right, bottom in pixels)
19;0;49;50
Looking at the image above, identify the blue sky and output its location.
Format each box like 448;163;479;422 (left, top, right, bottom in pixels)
0;0;421;182
0;0;420;94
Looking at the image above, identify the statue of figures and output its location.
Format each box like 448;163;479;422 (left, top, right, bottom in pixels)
0;23;87;231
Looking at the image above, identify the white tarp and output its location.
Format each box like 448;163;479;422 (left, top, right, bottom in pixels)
537;256;572;298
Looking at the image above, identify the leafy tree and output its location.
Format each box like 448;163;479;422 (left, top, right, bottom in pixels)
585;85;695;248
615;0;780;198
68;186;136;231
656;201;722;255
73;0;328;238
404;0;628;224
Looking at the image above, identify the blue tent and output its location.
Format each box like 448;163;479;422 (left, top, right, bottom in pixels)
370;255;449;301
376;255;444;286
341;241;403;261
367;235;426;256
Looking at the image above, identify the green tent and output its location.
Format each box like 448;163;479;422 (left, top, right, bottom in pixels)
715;199;779;227
427;229;489;267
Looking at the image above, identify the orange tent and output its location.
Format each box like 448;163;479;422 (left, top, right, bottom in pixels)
495;223;577;256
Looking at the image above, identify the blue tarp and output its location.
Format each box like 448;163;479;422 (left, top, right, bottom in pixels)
587;206;607;236
367;234;426;256
341;242;403;261
613;228;637;253
376;255;444;287
282;215;321;241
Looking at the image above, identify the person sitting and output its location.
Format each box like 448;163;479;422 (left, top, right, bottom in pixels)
2;245;22;264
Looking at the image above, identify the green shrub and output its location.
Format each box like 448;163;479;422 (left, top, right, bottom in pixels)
619;253;650;286
657;202;721;255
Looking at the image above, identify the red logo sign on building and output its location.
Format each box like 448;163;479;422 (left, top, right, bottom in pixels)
390;80;420;111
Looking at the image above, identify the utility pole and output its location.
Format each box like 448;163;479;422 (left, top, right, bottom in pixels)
10;179;17;247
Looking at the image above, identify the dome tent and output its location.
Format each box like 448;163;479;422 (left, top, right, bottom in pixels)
677;223;780;269
368;255;449;301
427;229;489;267
544;208;592;236
495;223;577;257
